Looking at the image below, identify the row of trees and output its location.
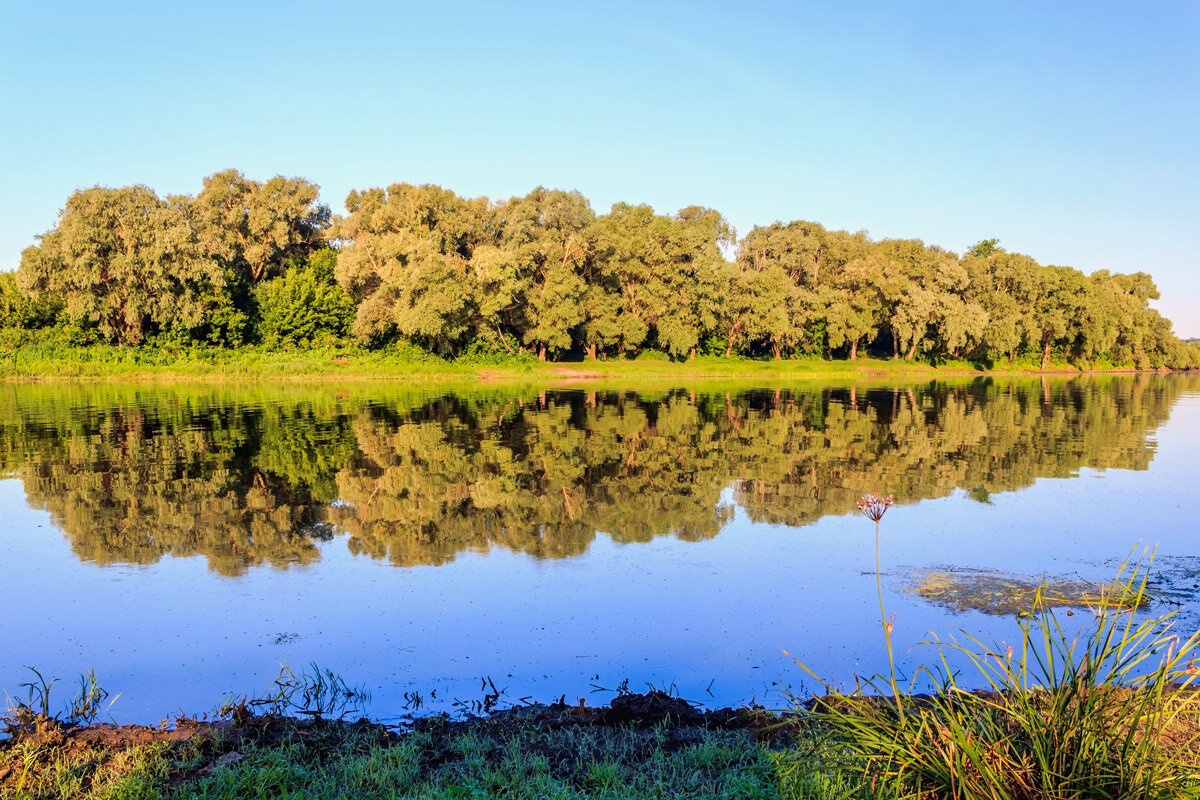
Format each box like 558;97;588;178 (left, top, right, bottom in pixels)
8;171;1198;368
1;378;1186;574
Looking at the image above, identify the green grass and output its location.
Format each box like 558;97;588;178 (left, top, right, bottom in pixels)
0;712;849;800
0;338;1125;386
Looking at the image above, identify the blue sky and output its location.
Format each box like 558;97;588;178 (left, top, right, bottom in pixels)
2;1;1198;334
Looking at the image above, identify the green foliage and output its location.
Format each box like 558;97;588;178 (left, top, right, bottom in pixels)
334;183;489;352
0;271;62;330
18;185;227;345
193;168;331;284
13;176;1200;368
698;333;729;357
253;250;355;349
456;337;538;365
967;238;1002;258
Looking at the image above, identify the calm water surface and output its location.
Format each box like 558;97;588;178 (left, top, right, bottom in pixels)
3;376;1199;723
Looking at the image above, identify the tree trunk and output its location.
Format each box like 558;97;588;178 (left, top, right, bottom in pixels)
892;330;899;360
689;346;696;360
538;344;546;361
849;337;859;361
1041;341;1051;370
586;343;597;361
725;341;734;357
772;342;781;359
906;341;918;360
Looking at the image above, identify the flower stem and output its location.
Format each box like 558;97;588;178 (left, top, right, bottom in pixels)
876;518;904;721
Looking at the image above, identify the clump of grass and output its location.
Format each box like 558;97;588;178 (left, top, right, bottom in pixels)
787;506;1200;799
3;667;118;735
242;662;372;720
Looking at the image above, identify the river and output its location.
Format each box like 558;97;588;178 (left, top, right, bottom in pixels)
3;375;1198;723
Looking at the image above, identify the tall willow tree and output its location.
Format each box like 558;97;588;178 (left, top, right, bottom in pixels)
492;187;596;360
18;185;224;345
193;169;331;285
825;236;884;361
333;183;490;353
589;203;734;358
736;223;812;356
735;222;867;357
879;239;986;361
962;245;1041;363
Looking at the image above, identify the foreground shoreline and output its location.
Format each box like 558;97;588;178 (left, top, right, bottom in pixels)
2;691;804;799
6;683;1198;799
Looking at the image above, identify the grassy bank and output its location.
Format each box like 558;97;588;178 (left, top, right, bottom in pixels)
1;695;827;800
0;340;1159;384
5;684;1200;800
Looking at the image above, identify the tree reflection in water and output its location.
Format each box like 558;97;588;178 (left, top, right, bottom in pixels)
0;374;1191;575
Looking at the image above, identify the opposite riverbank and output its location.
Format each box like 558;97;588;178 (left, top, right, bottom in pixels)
0;342;1172;384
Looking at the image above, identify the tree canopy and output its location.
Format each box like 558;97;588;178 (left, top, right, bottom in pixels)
7;171;1198;369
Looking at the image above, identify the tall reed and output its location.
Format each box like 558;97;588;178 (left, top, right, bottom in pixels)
785;505;1200;799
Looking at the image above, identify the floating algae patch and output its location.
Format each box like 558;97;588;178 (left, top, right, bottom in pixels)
903;566;1150;616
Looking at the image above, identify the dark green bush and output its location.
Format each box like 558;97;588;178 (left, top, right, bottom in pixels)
253;250;355;349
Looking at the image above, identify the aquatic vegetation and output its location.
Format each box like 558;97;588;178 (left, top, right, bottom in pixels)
907;566;1151;616
246;663;371;720
3;667;118;735
786;538;1200;798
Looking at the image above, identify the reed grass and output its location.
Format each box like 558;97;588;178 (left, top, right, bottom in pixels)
786;529;1200;799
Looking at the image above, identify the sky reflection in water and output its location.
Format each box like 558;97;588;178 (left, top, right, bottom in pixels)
2;376;1199;723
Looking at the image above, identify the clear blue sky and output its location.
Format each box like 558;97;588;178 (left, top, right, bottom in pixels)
2;1;1198;335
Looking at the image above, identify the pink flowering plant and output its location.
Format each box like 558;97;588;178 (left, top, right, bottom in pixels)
856;493;903;721
785;492;904;719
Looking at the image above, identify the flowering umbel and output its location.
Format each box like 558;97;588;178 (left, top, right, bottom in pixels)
859;492;903;721
857;493;894;523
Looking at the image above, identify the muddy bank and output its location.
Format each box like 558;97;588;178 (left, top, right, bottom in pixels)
0;691;797;798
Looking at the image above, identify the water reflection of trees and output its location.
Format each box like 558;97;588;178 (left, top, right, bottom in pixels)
0;375;1192;573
